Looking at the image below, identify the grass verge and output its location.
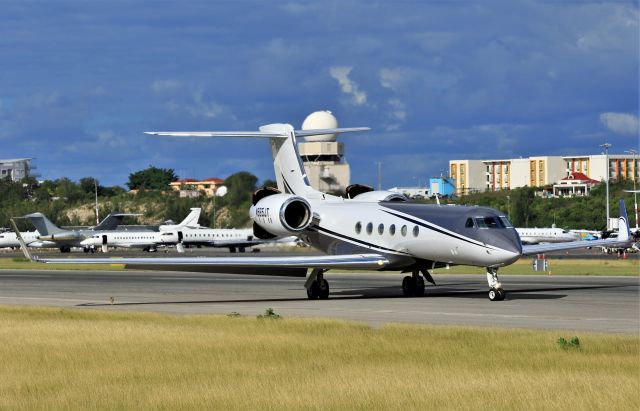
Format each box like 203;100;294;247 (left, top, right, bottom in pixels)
0;305;638;410
0;256;637;275
431;257;639;276
0;257;124;271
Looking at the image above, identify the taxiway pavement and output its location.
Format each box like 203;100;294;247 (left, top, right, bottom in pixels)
0;268;637;333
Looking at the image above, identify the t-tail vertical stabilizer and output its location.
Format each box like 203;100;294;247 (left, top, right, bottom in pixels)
177;208;202;228
618;199;631;242
23;213;65;236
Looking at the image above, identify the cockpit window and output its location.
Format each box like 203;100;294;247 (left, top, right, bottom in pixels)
465;218;475;228
498;216;513;228
475;217;501;229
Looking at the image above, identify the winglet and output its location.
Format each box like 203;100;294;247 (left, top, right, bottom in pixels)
10;218;38;262
618;199;631;242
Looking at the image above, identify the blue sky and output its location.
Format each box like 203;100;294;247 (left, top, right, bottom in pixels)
1;1;638;188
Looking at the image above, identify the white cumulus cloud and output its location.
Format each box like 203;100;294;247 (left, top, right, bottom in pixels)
329;66;367;106
599;112;640;136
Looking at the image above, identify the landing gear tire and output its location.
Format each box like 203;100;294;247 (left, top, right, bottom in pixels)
402;276;415;297
306;279;329;300
402;274;426;297
489;288;506;301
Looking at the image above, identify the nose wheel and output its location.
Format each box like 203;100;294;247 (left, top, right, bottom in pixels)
486;267;506;301
488;287;505;301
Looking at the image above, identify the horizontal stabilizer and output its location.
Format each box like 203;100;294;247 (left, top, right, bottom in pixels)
145;131;286;138
294;127;370;137
145;127;370;139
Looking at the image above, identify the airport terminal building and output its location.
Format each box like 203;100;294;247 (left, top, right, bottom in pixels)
449;154;639;196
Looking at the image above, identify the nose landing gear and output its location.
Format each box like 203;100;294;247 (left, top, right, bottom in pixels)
486;267;506;301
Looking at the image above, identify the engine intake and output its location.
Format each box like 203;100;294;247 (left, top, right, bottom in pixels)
249;193;312;237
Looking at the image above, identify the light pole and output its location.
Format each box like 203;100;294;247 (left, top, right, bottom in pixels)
625;149;638;230
600;143;611;230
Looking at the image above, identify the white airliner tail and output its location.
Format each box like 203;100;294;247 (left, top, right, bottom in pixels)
146;125;369;197
178;208;201;228
617;199;631;242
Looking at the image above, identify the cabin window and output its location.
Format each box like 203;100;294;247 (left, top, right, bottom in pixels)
366;222;373;235
401;225;407;236
378;224;384;235
465;218;474;228
389;224;396;235
498;216;513;228
413;226;419;237
355;222;362;234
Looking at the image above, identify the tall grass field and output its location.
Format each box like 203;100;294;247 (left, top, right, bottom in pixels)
0;306;637;410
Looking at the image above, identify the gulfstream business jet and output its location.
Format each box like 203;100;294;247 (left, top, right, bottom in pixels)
14;123;633;301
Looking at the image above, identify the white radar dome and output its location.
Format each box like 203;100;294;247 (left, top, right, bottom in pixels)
301;110;338;142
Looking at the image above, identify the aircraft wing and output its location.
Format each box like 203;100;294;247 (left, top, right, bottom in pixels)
521;238;633;256
30;253;389;270
522;199;633;256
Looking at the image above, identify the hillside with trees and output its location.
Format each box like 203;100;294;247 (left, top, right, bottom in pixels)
0;167;273;231
1;166;637;233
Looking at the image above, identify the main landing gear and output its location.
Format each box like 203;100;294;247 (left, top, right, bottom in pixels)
305;268;329;300
486;267;506;301
401;269;436;297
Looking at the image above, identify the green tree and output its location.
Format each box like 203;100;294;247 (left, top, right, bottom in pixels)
225;171;258;204
507;186;535;227
54;178;85;202
261;179;278;189
79;177;102;195
127;166;177;190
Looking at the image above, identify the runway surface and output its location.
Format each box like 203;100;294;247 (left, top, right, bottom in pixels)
0;268;637;333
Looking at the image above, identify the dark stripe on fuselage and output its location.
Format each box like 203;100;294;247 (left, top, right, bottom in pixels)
381;209;488;249
311;224;411;255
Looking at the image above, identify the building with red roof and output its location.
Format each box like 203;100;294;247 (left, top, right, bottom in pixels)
169;177;225;197
553;171;601;197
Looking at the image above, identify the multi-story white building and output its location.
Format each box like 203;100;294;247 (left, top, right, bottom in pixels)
563;154;638;182
449;154;638;195
0;158;33;182
449;160;485;195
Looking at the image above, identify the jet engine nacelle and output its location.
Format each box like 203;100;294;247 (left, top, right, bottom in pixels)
350;191;408;202
249;193;312;237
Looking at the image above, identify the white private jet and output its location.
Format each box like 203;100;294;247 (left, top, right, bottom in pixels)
82;208;202;252
13;123;633;301
516;227;581;245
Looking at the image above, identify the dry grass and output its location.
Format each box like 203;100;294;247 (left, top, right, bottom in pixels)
432;257;639;276
0;257;125;271
0;305;637;410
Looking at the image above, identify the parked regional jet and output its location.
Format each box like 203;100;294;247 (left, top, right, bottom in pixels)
21;212;149;252
516;227;581;245
14;123;633;301
73;208;202;252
